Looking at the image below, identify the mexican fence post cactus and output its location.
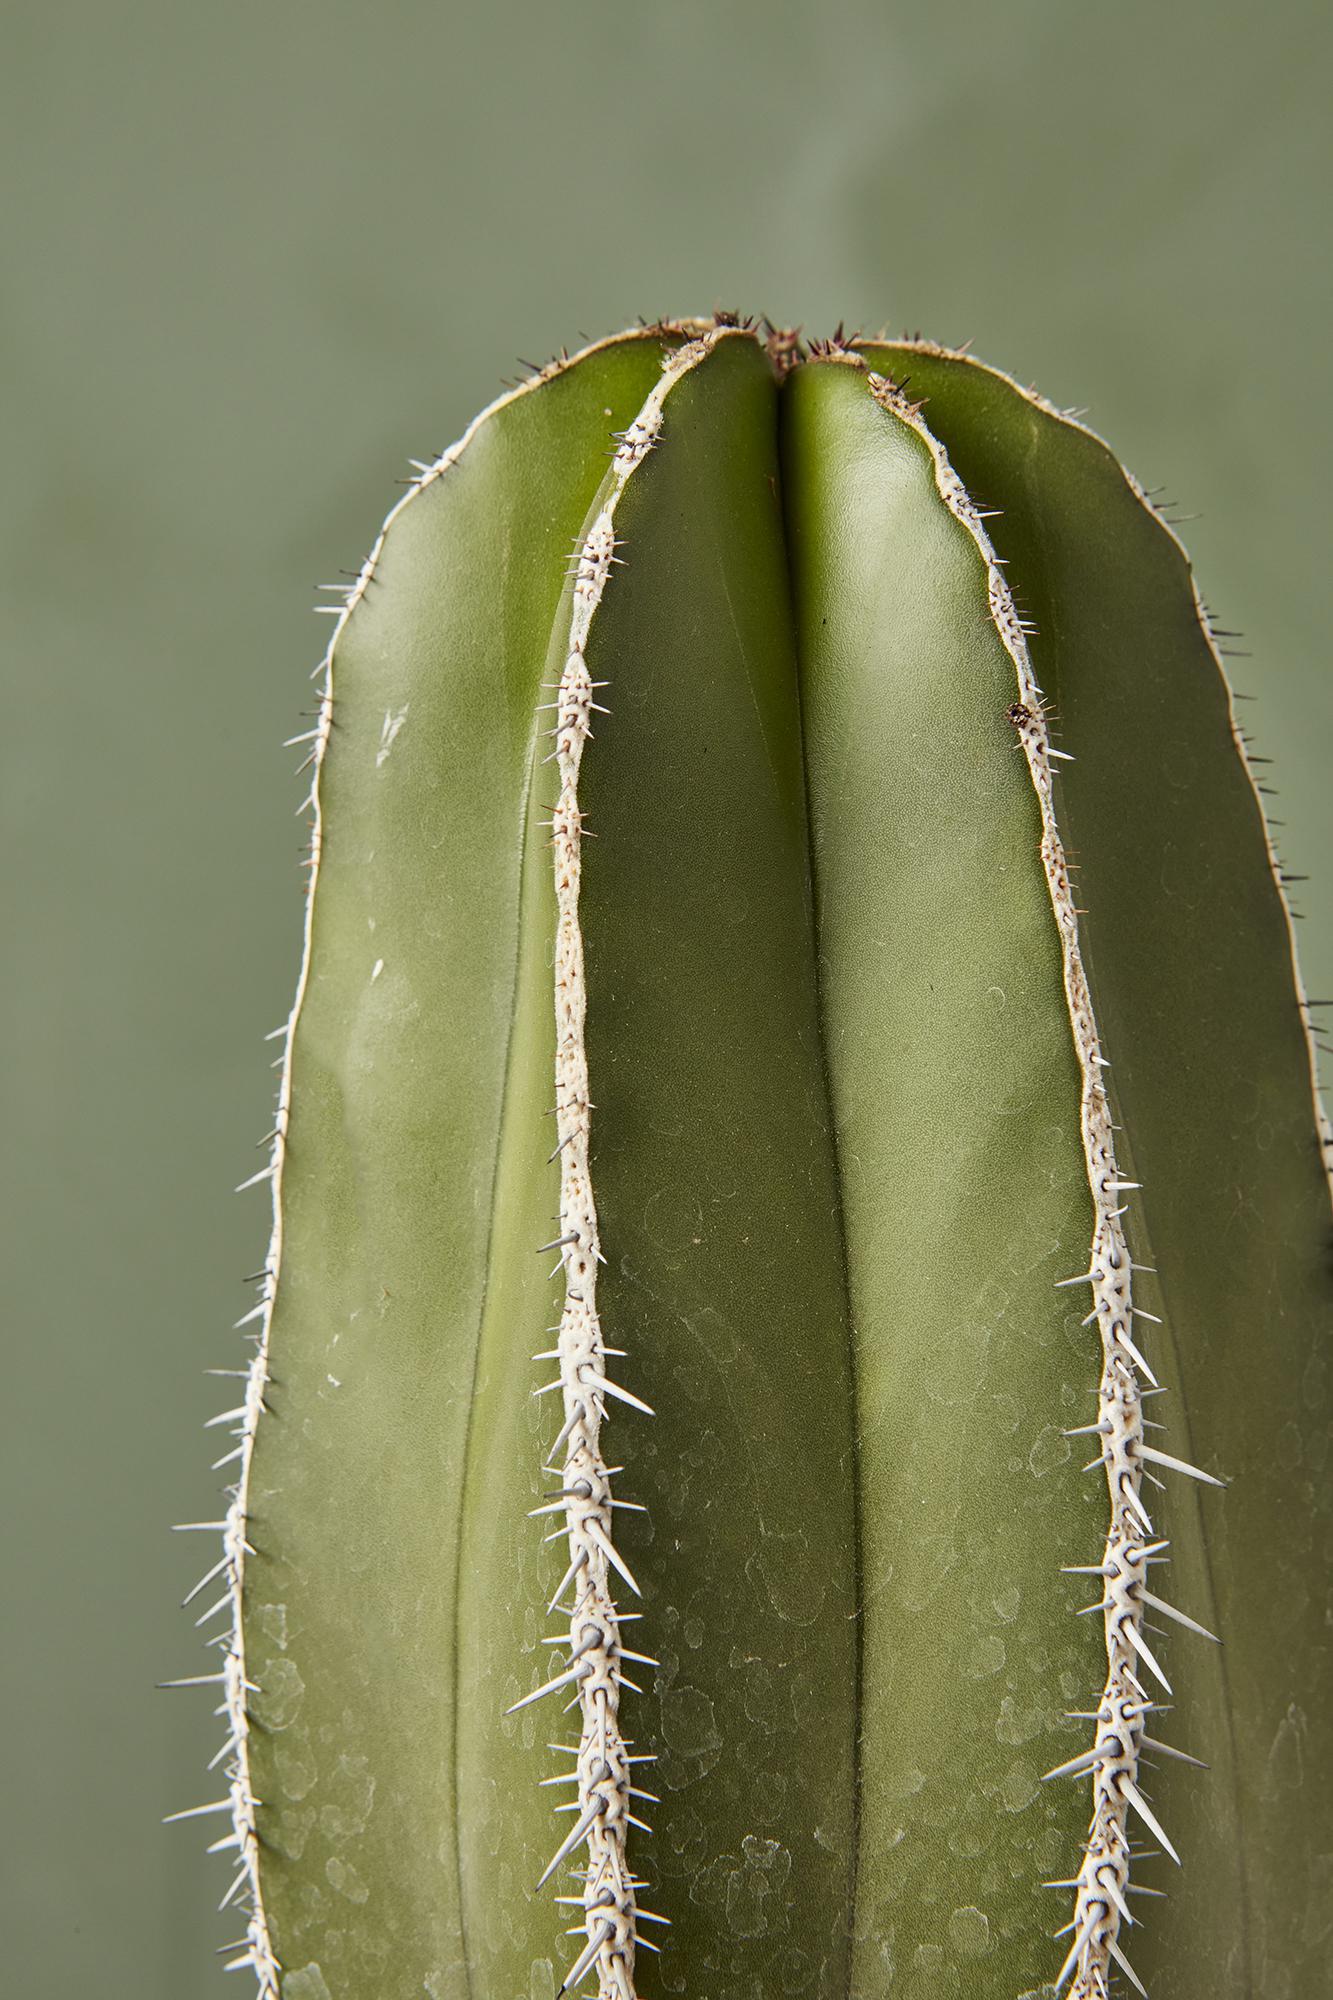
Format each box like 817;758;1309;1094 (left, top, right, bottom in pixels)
176;317;1332;2000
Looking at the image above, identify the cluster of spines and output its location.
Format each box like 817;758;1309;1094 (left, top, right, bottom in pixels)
864;365;1228;1998
505;327;734;1998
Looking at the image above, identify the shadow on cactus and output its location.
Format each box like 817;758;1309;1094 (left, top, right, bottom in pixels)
178;316;1331;1999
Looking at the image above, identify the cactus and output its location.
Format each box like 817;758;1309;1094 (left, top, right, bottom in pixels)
179;317;1332;2000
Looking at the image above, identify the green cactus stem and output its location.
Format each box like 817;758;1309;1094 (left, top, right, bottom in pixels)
176;317;1331;2000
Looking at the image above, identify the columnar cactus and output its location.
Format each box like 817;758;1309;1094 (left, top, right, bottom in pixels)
178;317;1332;2000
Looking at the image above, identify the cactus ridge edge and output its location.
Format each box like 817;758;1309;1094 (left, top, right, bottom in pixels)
864;364;1213;2000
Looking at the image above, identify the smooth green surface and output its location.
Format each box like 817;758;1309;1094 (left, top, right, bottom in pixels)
862;342;1333;1995
783;362;1105;1997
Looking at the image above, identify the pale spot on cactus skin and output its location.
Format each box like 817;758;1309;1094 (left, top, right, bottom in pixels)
294;1880;325;1927
1027;1423;1071;1479
995;1695;1047;1746
258;1600;289;1649
994;1759;1039;1813
273;1804;316;1861
664;1800;707;1869
773;1942;813;1991
1266;1702;1308;1793
657;1954;688;1995
947;1800;996;1860
745;1524;825;1624
275;1730;317;1801
948;1905;992;1956
904;1942;952;1999
318;1753;376;1839
375;704;408;767
721;1835;791;1936
993;1584;1021;1623
325;1856;369;1904
730;1645;779;1732
282;1966;332;2000
254;1653;305;1729
528;1957;556;2000
659;1683;723;1777
966;1634;1006;1678
886;1766;928;1803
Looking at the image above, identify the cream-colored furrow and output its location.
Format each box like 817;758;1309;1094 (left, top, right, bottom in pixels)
506;324;738;2000
864;367;1225;2000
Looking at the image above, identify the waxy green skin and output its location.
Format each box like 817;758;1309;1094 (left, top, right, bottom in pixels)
236;324;1331;1999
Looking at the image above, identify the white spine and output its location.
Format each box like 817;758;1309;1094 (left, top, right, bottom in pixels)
510;326;730;2000
866;369;1223;2000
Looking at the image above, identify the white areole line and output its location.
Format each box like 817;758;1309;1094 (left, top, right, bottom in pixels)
863;365;1223;2000
510;322;741;2000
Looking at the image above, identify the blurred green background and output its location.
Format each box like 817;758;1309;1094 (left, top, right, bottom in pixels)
3;3;1328;1995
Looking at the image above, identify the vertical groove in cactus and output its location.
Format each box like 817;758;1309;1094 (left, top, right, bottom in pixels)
503;329;748;2000
186;316;1331;2000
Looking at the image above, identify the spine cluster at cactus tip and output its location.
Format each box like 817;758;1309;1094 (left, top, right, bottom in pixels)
171;314;1331;2000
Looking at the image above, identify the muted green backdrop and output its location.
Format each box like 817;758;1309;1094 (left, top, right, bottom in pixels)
3;4;1328;1996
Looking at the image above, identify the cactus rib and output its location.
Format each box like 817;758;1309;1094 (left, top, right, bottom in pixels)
211;328;702;1999
863;368;1217;2000
888;335;1333;1204
518;324;733;2000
